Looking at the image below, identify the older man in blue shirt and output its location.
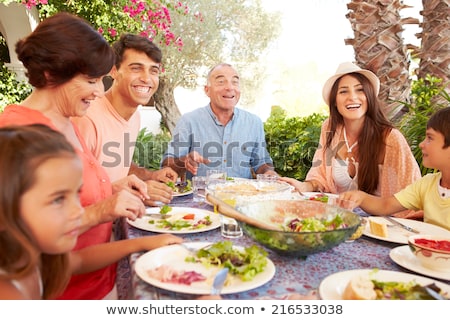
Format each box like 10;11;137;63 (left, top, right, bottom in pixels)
162;63;277;179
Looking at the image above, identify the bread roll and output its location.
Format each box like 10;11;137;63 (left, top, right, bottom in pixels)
369;218;388;238
342;276;377;300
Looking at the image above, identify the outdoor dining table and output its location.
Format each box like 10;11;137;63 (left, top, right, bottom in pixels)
114;193;449;300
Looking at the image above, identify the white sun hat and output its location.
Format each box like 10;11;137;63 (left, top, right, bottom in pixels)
322;62;380;106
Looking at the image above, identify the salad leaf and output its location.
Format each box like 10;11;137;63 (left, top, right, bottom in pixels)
159;205;172;214
285;214;347;232
157;219;192;230
166;180;192;193
186;241;268;281
149;214;212;230
308;195;328;203
166;181;176;190
372;280;445;300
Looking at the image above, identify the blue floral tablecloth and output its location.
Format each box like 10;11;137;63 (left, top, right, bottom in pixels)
115;194;447;300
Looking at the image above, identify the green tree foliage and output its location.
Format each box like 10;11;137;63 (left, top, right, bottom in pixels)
397;75;450;175
264;106;326;180
1;0;281;132
0;30;31;109
0;65;32;109
151;0;281;131
133;128;171;171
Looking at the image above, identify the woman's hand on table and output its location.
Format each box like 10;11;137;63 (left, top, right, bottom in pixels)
278;177;311;193
82;189;146;230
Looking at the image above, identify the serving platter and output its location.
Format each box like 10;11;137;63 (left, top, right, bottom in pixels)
135;242;276;295
390;245;450;281
363;217;450;244
319;269;450;300
127;207;220;234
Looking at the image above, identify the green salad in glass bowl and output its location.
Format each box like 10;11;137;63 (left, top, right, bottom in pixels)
236;199;361;257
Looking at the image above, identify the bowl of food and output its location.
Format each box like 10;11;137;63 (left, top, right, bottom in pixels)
236;199;361;257
408;234;450;271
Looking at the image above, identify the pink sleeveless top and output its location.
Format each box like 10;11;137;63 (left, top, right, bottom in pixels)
0;105;115;299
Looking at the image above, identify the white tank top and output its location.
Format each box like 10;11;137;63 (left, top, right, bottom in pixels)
332;158;358;193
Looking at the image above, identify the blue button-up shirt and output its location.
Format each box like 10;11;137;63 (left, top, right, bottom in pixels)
163;105;273;179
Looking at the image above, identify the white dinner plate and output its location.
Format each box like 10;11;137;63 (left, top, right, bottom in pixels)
302;192;338;202
127;207;220;234
135;242;276;295
363;217;450;244
173;189;193;197
390;245;450;281
319;269;450;300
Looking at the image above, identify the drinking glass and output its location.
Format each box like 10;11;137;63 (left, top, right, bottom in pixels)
206;169;227;186
192;176;207;202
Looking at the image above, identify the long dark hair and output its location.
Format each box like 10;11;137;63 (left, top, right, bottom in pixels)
0;124;78;299
325;73;393;193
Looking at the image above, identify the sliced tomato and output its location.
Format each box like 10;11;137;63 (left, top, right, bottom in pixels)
183;213;195;220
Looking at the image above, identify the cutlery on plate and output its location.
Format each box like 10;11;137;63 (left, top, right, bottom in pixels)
424;285;447;300
211;268;229;295
146;213;172;218
383;216;420;234
180;243;212;255
145;202;172;218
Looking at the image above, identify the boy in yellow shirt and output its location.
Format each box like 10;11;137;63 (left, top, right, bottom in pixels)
339;107;450;231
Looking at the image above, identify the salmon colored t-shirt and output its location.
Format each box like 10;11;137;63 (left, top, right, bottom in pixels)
0;105;115;300
72;95;141;182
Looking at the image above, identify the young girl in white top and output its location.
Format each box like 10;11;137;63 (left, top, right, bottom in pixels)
0;125;182;299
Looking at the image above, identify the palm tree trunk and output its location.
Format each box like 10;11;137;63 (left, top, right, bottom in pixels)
344;0;419;120
415;0;450;97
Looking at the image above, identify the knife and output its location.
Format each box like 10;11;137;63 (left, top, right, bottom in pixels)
383;216;420;234
146;213;172;219
211;268;229;295
145;203;172;218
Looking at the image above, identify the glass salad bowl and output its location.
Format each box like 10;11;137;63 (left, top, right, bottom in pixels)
236;199;361;257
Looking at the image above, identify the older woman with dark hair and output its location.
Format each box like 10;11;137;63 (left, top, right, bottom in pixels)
0;12;181;300
281;62;421;218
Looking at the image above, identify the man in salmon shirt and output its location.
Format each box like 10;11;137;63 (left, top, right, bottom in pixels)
73;33;177;207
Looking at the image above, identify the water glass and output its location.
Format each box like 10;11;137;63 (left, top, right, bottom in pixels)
327;197;357;211
192;176;207;202
221;215;243;238
206;169;227;186
212;195;243;238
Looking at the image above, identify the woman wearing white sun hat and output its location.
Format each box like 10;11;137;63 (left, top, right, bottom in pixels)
280;62;422;219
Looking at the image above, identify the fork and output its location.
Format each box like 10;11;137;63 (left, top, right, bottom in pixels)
180;242;212;255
